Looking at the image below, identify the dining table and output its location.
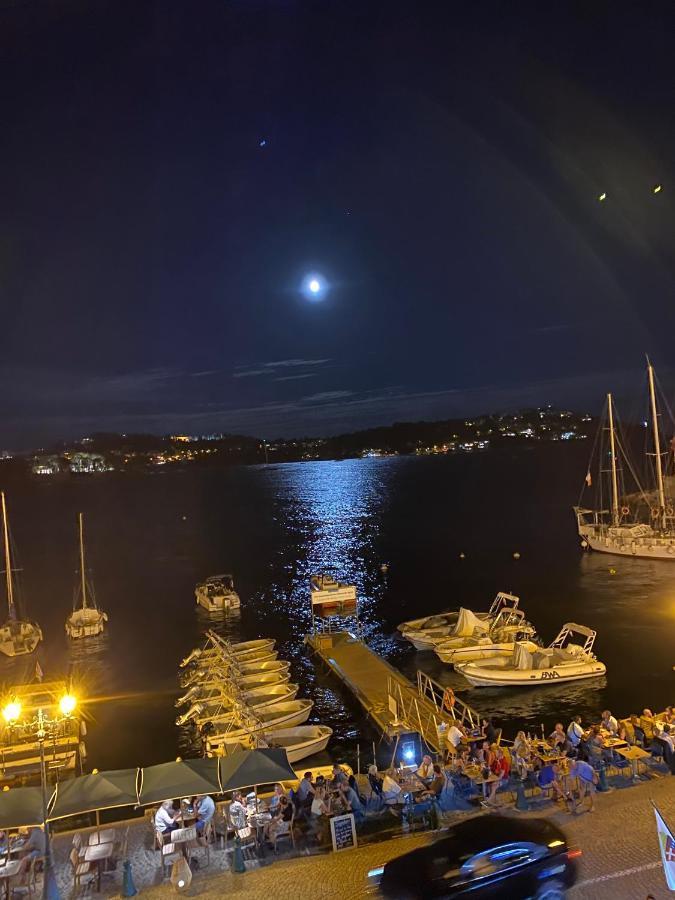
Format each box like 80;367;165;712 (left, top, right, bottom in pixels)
615;745;651;780
0;859;22;900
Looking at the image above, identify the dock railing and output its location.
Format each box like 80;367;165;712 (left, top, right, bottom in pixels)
386;676;444;752
415;671;480;730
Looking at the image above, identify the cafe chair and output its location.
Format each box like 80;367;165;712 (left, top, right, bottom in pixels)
69;848;97;895
10;854;40;898
71;833;87;862
154;831;182;878
271;811;295;853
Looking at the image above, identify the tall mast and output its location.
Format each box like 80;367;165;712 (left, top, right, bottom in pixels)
647;358;667;530
1;493;16;619
607;394;620;527
79;513;88;610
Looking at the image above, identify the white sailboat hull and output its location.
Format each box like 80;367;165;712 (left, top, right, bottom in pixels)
437;640;520;665
66;608;108;639
0;620;42;658
579;525;675;560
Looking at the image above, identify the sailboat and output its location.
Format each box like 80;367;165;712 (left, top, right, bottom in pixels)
0;493;43;657
65;513;108;639
574;359;675;560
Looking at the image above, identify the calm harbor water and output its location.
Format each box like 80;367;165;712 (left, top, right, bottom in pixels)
2;443;674;771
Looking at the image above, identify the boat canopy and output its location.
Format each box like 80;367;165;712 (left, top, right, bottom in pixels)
453;608;490;637
512;643;534;670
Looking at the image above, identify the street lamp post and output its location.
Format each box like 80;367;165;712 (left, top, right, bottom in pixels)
3;693;78;900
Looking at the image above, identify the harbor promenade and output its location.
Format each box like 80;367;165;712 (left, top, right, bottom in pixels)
136;773;675;898
39;767;675;897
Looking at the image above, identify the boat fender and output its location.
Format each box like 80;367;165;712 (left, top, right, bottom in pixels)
651;508;660;519
621;506;629;516
442;688;456;711
668;507;675;517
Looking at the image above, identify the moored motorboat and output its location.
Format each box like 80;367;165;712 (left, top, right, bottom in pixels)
400;592;520;651
176;683;300;725
456;623;606;687
195;574;241;612
180;637;276;667
259;725;333;763
179;656;287;688
203;699;314;749
434;609;536;665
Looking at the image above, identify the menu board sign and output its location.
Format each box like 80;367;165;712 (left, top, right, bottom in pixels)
330;813;357;852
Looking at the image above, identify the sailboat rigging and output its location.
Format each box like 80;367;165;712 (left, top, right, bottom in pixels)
0;492;43;657
574;359;675;559
65;513;108;639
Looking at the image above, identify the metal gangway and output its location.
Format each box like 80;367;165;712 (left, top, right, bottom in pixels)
385;671;481;754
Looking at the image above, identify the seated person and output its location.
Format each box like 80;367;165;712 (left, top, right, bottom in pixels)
586;725;606;766
663;706;675;726
629;714;645;746
330;765;348;790
195;794;215;835
228;791;247;830
640;709;656;746
445;723;466;759
19;827;45;873
416;755;434;783
601;710;618;734
367;764;383;795
338;780;366;822
297;772;315;807
483;718;498;745
155;800;180;836
512;731;532;778
549;722;566;749
485;747;510;807
566;716;585;752
422;764;445;800
268;783;286;812
265;795;293;842
310;785;331;817
537;763;565;801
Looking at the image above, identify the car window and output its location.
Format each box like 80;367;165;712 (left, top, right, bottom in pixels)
460;842;547;879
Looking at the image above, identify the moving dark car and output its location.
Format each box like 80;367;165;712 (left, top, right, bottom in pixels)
370;815;580;899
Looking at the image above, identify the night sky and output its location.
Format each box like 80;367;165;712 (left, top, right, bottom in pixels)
2;0;674;446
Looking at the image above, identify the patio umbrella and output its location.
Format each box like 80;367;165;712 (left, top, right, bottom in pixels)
138;758;221;806
48;769;139;821
218;748;296;793
0;786;48;829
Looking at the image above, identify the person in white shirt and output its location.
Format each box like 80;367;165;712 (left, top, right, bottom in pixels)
446;724;465;759
567;716;584;749
228;791;247;829
601;711;618;734
155;801;179;835
660;725;675;753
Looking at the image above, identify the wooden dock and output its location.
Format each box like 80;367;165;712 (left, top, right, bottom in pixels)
306;630;480;753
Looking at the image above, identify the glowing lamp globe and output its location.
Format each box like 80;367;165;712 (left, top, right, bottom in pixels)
2;701;21;724
59;694;77;716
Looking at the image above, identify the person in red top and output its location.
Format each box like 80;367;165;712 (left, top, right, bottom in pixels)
486;747;510;806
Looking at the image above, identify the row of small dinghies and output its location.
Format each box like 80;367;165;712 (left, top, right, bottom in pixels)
176;630;332;763
398;591;607;687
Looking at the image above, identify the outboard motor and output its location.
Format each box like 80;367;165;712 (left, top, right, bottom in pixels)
175;702;204;726
179;649;202;668
179;667;206;687
175;686;198;707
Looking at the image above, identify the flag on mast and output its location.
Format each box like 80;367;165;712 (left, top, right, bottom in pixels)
34;661;43;683
653;802;675;890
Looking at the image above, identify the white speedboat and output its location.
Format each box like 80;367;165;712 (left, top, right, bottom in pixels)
0;493;43;658
456;623;606;687
400;592;520;651
203;699;314;749
176;683;300;725
434;609;536;665
195;574;241;612
66;514;108;639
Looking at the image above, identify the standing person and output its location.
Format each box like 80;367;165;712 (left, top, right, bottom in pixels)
569;759;597;813
483;718;498;745
567;717;584;753
228;791;247;829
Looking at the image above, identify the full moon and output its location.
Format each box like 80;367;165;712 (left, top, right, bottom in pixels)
301;272;328;300
309;279;321;294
